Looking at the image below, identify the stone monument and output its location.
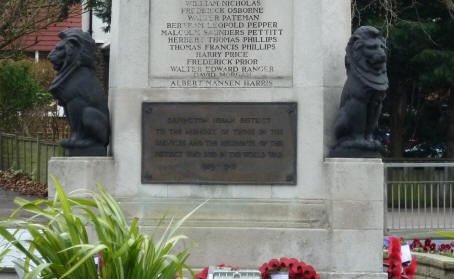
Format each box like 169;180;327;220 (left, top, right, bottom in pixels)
49;1;386;278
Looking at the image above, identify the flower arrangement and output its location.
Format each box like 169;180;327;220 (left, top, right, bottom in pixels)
259;258;319;279
195;259;320;279
384;237;417;279
409;238;454;257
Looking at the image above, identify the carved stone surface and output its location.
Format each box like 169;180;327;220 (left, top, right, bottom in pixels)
48;28;110;156
330;26;389;158
149;0;293;88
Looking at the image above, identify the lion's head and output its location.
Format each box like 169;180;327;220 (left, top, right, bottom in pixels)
346;26;388;91
48;28;96;91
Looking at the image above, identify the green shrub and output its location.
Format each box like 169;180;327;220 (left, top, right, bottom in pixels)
17;59;56;90
0;62;50;132
0;177;203;279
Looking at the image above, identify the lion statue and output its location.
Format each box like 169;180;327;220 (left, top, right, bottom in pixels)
48;28;110;156
330;26;389;157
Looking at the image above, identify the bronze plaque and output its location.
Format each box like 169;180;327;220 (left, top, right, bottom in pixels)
142;103;297;184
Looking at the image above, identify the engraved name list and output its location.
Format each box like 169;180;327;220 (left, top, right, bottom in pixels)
150;0;293;87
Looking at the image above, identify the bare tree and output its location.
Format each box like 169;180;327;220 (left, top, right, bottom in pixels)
0;0;81;51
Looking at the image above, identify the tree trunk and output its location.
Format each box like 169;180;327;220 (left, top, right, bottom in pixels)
390;83;407;158
447;89;454;158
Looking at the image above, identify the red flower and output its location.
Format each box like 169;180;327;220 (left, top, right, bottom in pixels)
279;257;290;269
196;267;209;279
424;238;431;246
288;258;299;267
403;257;417;276
259;263;269;279
403;256;417;279
388;263;402;278
291;262;306;276
430;243;436;251
267;259;281;270
387;237;403;279
259;263;269;272
260;258;319;279
285;258;300;276
301;265;315;279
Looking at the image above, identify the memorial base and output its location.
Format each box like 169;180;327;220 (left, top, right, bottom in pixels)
318;272;386;279
64;145;107;157
48;158;385;277
329;147;381;158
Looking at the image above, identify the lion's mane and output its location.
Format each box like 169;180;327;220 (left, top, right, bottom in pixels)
49;28;97;92
345;26;388;91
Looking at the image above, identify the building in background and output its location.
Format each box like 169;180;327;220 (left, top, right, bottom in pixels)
82;11;110;45
20;6;82;62
82;10;110;95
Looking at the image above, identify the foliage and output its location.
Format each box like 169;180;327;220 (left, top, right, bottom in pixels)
13;59;64;137
59;0;112;32
259;258;319;279
18;59;56;90
410;237;454;258
0;177;203;279
0;169;48;197
0;58;62;136
352;0;454;158
0;0;110;53
0;61;51;132
84;0;111;32
0;0;81;52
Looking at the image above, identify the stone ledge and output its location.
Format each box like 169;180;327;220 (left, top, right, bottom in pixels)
119;198;329;229
412;252;454;270
317;272;386;279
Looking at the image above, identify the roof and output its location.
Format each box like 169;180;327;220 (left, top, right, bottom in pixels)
20;6;82;51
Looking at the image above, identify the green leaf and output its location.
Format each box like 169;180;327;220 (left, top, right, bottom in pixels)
60;244;106;279
23;263;52;279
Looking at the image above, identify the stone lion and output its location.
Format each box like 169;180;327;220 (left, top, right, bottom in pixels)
48;28;110;156
330;26;389;157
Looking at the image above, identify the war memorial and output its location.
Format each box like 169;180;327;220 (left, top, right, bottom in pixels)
48;0;387;278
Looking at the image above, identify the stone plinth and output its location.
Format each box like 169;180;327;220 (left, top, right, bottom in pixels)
48;157;115;197
49;158;386;278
